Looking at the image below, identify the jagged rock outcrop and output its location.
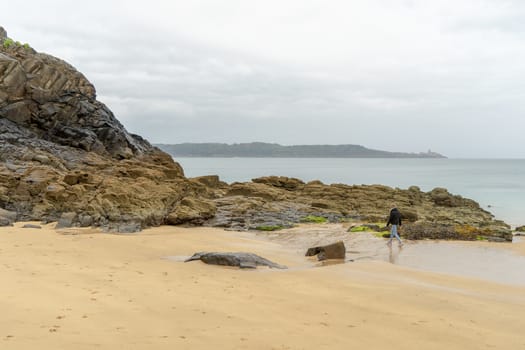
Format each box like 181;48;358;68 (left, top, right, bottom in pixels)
0;27;194;231
0;31;151;159
401;222;511;242
201;176;512;241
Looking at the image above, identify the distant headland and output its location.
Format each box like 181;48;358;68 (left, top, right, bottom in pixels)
155;142;446;158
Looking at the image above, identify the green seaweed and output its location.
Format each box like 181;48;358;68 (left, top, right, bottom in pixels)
300;215;327;223
255;225;283;231
349;225;371;232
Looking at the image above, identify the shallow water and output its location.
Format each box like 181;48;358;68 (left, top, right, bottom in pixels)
386;241;525;286
254;225;525;286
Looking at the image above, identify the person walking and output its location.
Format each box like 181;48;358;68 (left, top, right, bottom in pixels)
386;207;403;246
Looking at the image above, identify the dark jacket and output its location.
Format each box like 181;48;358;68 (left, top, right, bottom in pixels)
387;208;402;226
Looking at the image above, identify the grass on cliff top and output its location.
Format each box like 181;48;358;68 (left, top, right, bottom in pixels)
2;38;31;50
2;38;14;49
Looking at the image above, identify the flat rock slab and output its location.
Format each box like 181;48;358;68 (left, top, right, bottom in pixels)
22;224;42;229
185;252;287;269
306;241;346;261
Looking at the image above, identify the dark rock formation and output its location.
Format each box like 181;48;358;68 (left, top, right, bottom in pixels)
184;252;287;269
0;26;194;231
306;241;346;261
401;222;512;242
0;207;16;226
202;176;512;241
0;217;10;226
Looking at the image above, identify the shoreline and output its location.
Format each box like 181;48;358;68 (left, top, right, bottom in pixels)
255;223;525;285
1;222;525;349
174;157;525;228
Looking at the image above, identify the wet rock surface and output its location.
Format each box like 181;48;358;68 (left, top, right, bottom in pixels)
184;252;287;269
202;176;512;241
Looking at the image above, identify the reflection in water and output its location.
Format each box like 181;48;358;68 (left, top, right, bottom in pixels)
255;225;525;286
388;245;394;263
388;244;404;264
388;242;525;285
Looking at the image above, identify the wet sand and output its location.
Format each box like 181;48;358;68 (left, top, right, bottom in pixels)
1;222;525;349
257;223;525;285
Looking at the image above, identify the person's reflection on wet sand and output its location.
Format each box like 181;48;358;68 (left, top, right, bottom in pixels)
388;244;403;264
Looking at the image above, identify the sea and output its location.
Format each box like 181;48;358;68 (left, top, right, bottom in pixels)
174;157;525;227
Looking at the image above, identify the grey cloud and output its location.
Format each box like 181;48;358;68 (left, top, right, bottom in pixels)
3;1;525;157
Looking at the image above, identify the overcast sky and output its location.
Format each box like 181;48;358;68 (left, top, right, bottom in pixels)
3;0;525;158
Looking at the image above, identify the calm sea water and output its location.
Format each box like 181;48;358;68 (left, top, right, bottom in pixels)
175;158;525;227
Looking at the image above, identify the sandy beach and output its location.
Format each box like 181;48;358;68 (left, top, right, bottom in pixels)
1;222;525;350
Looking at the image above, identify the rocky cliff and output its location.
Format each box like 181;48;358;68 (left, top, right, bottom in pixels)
0;27;194;231
0;27;513;240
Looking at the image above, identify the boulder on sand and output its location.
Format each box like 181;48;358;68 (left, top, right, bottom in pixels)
306;241;346;261
185;252;287;269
